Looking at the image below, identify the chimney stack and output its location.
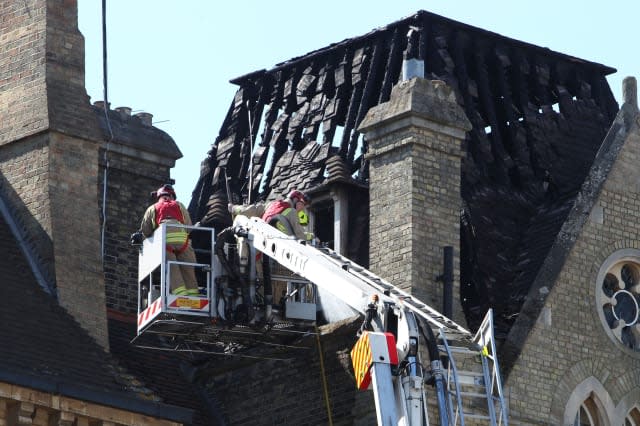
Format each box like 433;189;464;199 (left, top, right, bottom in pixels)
359;78;471;325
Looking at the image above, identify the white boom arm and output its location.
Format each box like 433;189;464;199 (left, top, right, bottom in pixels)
233;215;472;426
233;215;470;338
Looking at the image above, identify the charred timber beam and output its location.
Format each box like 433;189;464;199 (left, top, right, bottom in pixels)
348;39;384;165
378;28;404;104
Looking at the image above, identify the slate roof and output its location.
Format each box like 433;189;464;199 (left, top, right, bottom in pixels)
93;105;183;161
108;312;217;426
500;101;638;376
0;212;192;423
189;9;619;335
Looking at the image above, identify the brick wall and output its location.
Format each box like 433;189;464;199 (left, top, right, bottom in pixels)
204;320;369;425
0;0;48;145
0;0;104;348
48;132;109;348
504;114;640;423
0;135;53;282
0;0;97;145
360;78;471;325
99;149;173;313
0;131;110;349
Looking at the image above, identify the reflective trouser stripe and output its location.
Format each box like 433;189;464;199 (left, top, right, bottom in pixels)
166;230;188;244
166;230;189;255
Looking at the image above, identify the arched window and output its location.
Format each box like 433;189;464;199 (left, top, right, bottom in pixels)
563;377;614;426
574;397;603;425
625;406;640;425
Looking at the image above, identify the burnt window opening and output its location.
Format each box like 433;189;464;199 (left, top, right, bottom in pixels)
312;199;335;250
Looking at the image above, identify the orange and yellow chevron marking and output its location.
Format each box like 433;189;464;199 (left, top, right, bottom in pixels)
351;331;399;390
168;297;209;310
351;332;374;390
138;298;162;329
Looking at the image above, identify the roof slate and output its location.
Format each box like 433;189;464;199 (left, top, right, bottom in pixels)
108;314;212;426
0;214;192;423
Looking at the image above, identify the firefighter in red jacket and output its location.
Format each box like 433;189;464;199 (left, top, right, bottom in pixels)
133;184;200;296
228;189;311;320
229;189;311;239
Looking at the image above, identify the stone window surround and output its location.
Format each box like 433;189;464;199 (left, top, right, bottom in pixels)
563;377;640;425
563;377;614;425
595;248;640;355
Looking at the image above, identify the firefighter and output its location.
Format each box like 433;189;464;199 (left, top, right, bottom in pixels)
131;184;200;296
228;189;311;240
297;210;318;245
228;189;311;320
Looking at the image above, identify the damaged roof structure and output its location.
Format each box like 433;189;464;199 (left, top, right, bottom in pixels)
189;10;619;335
7;1;640;423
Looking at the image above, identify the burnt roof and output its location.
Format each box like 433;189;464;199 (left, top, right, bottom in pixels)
500;102;638;376
189;10;619;334
0;213;192;423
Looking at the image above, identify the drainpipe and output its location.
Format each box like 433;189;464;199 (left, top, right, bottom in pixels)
441;246;453;318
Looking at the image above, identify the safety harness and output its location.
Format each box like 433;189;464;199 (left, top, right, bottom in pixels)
154;199;190;255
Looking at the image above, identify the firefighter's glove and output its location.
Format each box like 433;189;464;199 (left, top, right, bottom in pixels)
130;231;144;246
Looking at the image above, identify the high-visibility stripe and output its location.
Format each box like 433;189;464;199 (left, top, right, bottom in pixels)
166;229;188;244
351;332;374;390
351;331;398;390
138;298;162;329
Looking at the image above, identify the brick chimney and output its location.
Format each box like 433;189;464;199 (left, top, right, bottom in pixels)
358;77;471;326
0;0;182;350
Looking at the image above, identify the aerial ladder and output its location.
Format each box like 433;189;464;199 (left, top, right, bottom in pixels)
133;217;509;425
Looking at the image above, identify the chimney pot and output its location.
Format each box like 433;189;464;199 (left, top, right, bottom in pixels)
135;112;153;126
93;101;106;109
115;106;132;120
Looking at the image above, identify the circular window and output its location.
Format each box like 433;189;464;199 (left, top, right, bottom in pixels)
597;251;640;352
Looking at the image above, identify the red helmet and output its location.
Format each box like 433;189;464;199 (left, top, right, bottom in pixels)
288;189;311;205
156;184;176;200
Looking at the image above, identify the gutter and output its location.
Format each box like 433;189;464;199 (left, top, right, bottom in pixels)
0;369;194;424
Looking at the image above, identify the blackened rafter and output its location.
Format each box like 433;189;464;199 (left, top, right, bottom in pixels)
190;9;619;334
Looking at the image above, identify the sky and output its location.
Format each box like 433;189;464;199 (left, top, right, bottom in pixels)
77;1;640;202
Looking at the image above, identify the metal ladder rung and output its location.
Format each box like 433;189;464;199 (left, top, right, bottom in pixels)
456;371;485;386
462;413;492;421
438;345;478;355
457;391;488;398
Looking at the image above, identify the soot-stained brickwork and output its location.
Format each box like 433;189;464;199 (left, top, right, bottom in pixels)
189;10;619;335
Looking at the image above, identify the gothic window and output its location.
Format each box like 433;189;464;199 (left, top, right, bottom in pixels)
573;397;603;426
596;250;640;352
626;407;640;425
